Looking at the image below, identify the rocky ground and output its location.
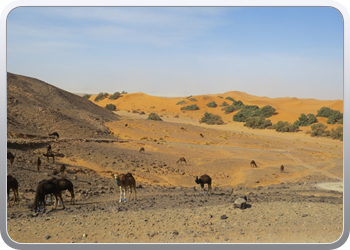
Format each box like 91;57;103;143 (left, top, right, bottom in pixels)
6;139;343;244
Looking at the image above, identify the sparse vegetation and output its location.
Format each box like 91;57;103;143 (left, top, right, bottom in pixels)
316;107;334;117
310;123;330;137
220;101;229;107
83;94;91;99
222;105;236;114
147;113;163;121
233;105;276;122
199;112;224;125
330;126;343;141
225;97;235;102
188;97;197;102
105;104;116;111
294;113;318;126
206;101;217;108
244;117;272;129
327;110;343;124
181;104;200;111
176;100;187;105
95;92;108;102
273;121;299;132
109;92;121;100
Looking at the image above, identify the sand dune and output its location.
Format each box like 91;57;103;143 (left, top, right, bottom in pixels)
90;91;343;125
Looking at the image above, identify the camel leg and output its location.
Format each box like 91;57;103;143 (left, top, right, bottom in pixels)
128;186;132;201
60;195;65;209
7;190;10;207
119;187;122;202
134;187;137;201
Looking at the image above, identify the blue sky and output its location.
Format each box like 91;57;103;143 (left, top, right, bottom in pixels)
7;7;343;100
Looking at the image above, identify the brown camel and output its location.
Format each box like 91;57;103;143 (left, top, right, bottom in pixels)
195;174;212;195
43;152;55;163
53;177;75;205
280;165;285;173
139;147;145;153
7;175;19;207
250;160;258;168
112;173;137;202
34;179;64;212
7;152;15;167
36;157;41;172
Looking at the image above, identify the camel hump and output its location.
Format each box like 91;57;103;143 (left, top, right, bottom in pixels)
125;172;133;177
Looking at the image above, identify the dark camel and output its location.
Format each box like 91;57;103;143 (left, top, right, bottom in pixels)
34;179;64;212
177;157;187;165
7;175;19;207
250;160;258;168
195;174;212;195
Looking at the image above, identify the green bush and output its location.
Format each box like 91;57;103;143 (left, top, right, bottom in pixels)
233;100;245;109
176;100;187;105
310;123;330;137
273;121;299;132
223;105;236;114
95;92;108;102
244;117;272;129
254;105;276;118
109;92;121;100
199;112;224;125
206;101;217;108
220;101;229;107
327;110;343;124
330;127;343;141
83;94;91;99
188;97;197;102
225;97;235;102
105;104;116;111
121;91;127;94
147;113;163;121
181;104;200;111
316;107;334;117
233;105;259;122
294;113;318;126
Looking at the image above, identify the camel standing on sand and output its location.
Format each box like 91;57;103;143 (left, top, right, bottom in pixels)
7;175;19;207
34;179;64;212
139;147;145;153
7;152;15;167
177;157;187;165
250;160;258;168
43;152;55;163
112;173;137;202
52;177;75;205
36;157;41;172
280;165;285;173
195;174;212;195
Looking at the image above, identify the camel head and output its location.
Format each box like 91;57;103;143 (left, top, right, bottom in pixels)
195;176;199;184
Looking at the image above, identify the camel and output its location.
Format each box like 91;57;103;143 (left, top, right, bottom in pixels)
139;147;145;153
43;152;55;163
112;173;137;202
280;165;285;173
195;174;212;195
48;132;59;139
250;160;258;168
36;157;41;172
199;133;204;138
177;157;187;165
53;177;75;205
7;152;15;167
47;144;52;154
52;164;66;176
34;179;64;212
7;175;19;207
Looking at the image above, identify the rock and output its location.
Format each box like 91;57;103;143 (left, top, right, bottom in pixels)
45;235;51;240
220;215;228;220
233;196;247;209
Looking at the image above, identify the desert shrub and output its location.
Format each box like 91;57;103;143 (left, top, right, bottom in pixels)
310;123;330;137
273;121;299;132
244;117;272;129
83;94;91;99
121;91;127;94
95;92;108;102
327;110;343;124
330;127;343;141
109;92;121;100
199;112;224;125
188;97;197;102
225;97;235;102
206;101;217;108
233;100;245;109
220;101;229;107
105;104;116;111
176;100;187;105
223;105;236;114
181;104;200;111
233;105;259;122
294;113;318;126
147;113;163;121
139;111;145;115
316;107;334;117
254;105;276;118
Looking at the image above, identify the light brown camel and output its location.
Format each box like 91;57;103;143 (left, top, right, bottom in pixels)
177;157;187;165
139;147;145;153
112;173;137;202
195;174;212;195
7;175;19;207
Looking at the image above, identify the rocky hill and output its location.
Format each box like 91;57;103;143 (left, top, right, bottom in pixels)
7;72;119;139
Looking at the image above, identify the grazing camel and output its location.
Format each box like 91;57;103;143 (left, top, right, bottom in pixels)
47;144;52;154
199;133;204;138
280;165;285;173
7;175;19;207
177;157;187;165
7;152;15;167
195;174;212;195
112;173;137;202
250;160;258;168
139;147;145;153
34;179;64;212
53;178;75;205
36;157;41;172
43;152;55;163
49;132;59;139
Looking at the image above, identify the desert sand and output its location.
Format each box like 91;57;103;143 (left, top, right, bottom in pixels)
6;77;343;244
